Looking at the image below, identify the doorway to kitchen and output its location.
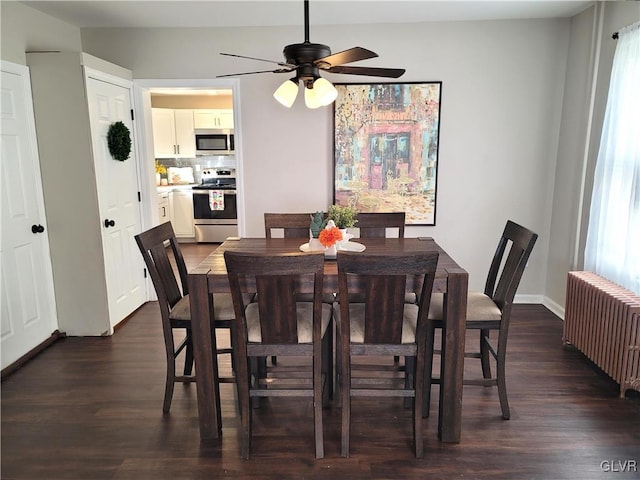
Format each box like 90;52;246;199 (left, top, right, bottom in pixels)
132;78;244;242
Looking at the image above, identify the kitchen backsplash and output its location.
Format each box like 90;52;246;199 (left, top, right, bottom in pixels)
156;155;236;184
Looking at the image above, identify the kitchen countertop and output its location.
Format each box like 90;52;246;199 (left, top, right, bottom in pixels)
157;184;199;193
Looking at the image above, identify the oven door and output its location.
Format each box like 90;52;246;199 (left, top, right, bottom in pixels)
192;190;237;224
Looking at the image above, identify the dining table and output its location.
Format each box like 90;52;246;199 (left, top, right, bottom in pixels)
187;236;468;443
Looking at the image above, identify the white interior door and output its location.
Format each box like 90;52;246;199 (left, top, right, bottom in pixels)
0;61;58;369
85;69;146;330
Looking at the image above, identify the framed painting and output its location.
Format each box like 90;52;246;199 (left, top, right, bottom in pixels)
333;82;442;226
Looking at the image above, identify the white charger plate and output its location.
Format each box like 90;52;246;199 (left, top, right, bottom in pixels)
299;241;366;258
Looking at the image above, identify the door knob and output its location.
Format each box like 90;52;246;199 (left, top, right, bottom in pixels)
31;224;45;234
104;219;116;228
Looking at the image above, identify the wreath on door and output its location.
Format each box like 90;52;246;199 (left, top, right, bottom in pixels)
107;121;132;161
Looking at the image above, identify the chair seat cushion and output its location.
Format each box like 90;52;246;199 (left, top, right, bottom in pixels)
245;302;332;343
253;292;336;304
297;292;337;304
337;292;417;304
334;303;420;344
169;293;253;322
428;292;502;321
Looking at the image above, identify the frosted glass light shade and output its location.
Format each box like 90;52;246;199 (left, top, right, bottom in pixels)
313;77;338;106
273;79;299;108
304;86;323;109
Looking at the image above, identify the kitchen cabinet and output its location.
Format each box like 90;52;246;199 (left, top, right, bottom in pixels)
152;108;196;158
169;189;195;238
158;191;169;223
193;109;234;129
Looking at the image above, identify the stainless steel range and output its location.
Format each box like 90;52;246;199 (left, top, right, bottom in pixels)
192;168;238;243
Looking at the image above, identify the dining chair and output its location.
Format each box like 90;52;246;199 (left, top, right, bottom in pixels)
356;212;406;238
335;250;439;458
264;212;335;303
224;250;333;459
264;212;316;239
423;220;538;420
134;222;237;413
350;211;412;298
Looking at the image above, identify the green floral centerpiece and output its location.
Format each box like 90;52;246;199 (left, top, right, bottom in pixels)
327;204;357;229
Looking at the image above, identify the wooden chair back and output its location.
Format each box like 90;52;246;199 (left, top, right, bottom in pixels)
264;213;315;238
135;222;188;321
356;212;406;238
337;251;438;345
224;251;325;345
485;220;538;311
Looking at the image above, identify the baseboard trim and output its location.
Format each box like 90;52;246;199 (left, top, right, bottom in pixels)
514;294;544;304
1;330;66;381
542;296;565;320
514;294;564;320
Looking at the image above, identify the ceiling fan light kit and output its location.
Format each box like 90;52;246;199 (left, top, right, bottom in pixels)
304;85;321;109
219;0;405;109
273;78;299;108
311;77;338;106
275;76;338;109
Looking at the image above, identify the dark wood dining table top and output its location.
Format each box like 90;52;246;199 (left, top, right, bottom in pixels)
187;236;468;444
189;236;465;293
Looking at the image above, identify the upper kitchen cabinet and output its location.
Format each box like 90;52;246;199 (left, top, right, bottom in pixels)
193;109;234;129
152;108;196;158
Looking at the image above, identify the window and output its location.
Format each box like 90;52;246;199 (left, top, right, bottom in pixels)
584;22;640;294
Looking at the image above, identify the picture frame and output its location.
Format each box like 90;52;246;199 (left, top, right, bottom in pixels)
333;82;442;226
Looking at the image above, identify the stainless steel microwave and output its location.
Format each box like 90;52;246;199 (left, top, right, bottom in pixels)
195;129;234;155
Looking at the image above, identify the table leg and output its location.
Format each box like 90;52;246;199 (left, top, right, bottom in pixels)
188;272;222;440
438;269;468;442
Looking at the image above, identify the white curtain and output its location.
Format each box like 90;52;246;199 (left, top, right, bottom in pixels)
585;21;640;295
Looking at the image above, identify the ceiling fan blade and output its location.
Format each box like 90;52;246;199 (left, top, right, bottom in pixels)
220;52;295;68
216;68;293;78
315;47;378;68
326;65;406;78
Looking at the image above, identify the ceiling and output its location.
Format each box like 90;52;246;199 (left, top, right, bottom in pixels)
20;1;594;29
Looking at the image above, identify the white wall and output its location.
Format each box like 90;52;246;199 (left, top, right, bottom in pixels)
0;2;81;64
80;18;571;296
546;5;597;314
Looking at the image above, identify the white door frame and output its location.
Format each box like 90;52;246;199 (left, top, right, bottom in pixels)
132;78;245;243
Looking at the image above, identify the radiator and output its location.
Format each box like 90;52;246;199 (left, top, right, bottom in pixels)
564;271;640;397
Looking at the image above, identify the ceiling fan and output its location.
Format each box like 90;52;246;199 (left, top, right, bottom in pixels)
217;0;406;108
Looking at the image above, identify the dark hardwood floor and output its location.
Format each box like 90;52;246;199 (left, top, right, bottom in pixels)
2;243;639;479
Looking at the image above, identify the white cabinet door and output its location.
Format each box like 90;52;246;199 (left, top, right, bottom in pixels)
151;108;195;158
193;109;234;129
1;62;58;369
158;192;169;223
85;70;146;330
169;190;194;237
174;109;195;157
151;108;176;157
218;110;234;129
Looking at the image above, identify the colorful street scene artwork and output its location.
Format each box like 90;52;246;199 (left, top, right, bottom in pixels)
334;82;441;225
